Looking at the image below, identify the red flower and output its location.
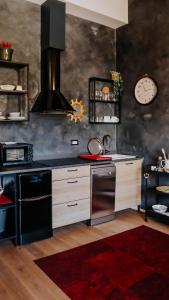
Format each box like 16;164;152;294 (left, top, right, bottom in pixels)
0;41;12;48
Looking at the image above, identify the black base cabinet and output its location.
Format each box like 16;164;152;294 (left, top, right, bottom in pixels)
144;169;169;224
16;170;53;245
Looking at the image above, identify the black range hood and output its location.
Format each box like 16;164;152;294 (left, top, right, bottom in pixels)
31;0;74;114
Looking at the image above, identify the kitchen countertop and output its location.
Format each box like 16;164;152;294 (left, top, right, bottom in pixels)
0;156;143;175
38;156;142;169
0;162;51;175
38;157;113;168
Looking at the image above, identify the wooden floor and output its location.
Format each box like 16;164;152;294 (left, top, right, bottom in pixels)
0;210;168;300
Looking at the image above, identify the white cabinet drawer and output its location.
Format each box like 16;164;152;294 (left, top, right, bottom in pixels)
52;176;90;205
52;165;90;181
115;160;142;178
52;198;90;228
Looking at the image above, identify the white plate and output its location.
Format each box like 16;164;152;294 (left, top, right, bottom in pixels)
0;85;15;91
9;112;20;117
8;116;25;120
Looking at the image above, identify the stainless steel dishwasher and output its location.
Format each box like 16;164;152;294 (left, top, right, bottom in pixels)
89;164;116;225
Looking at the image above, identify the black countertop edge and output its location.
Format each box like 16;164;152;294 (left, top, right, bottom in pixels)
0;157;143;175
0;165;51;175
37;156;143;168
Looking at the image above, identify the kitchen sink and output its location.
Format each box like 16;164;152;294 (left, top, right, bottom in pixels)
101;154;136;160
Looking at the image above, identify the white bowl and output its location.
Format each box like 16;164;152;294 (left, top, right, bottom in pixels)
0;84;15;91
9;112;20;117
152;204;167;213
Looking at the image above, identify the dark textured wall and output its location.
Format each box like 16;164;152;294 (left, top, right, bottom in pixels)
117;0;169;165
0;0;116;159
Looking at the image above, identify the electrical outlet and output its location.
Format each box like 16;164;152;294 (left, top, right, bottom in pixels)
71;140;79;146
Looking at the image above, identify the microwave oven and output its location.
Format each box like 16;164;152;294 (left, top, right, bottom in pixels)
0;143;33;166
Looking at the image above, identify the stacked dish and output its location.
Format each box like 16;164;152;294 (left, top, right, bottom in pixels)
152;204;168;214
0;84;15;91
8;116;25;120
8;112;24;120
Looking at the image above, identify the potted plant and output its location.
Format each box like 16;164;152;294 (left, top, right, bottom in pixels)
0;41;13;61
110;71;123;100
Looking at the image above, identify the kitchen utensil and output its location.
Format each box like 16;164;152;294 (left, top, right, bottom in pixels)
161;148;167;160
87;138;104;155
102;134;112;153
161;159;169;171
16;85;23;91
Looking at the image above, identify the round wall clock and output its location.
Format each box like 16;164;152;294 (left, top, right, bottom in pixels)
134;75;158;105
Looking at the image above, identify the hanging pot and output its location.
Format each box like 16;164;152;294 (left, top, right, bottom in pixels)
87;138;104;155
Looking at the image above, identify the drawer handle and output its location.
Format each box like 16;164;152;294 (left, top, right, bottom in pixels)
125;162;134;165
67;169;78;172
67;203;78;207
67;180;78;184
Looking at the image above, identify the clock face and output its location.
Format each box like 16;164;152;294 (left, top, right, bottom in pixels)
134;76;157;104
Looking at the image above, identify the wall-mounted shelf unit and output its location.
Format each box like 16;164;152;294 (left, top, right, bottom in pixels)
89;77;120;124
0;60;29;122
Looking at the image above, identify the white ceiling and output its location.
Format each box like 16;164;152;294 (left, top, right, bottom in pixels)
27;0;128;29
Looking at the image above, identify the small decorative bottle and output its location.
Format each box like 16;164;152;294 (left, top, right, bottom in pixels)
157;156;163;171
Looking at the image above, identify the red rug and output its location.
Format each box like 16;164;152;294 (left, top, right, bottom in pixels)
35;226;169;300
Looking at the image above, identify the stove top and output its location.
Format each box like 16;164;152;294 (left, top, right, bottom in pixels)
38;159;76;167
38;157;90;167
29;161;47;168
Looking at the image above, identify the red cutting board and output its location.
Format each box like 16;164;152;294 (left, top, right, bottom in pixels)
79;154;112;161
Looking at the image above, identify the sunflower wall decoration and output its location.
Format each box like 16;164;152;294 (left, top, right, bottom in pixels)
67;99;86;122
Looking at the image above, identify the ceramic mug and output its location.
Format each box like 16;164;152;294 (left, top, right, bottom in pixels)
161;159;169;170
16;85;23;91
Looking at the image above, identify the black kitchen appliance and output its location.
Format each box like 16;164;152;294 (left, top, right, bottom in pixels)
89;164;116;225
17;170;52;245
0;143;33;166
31;0;74;114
